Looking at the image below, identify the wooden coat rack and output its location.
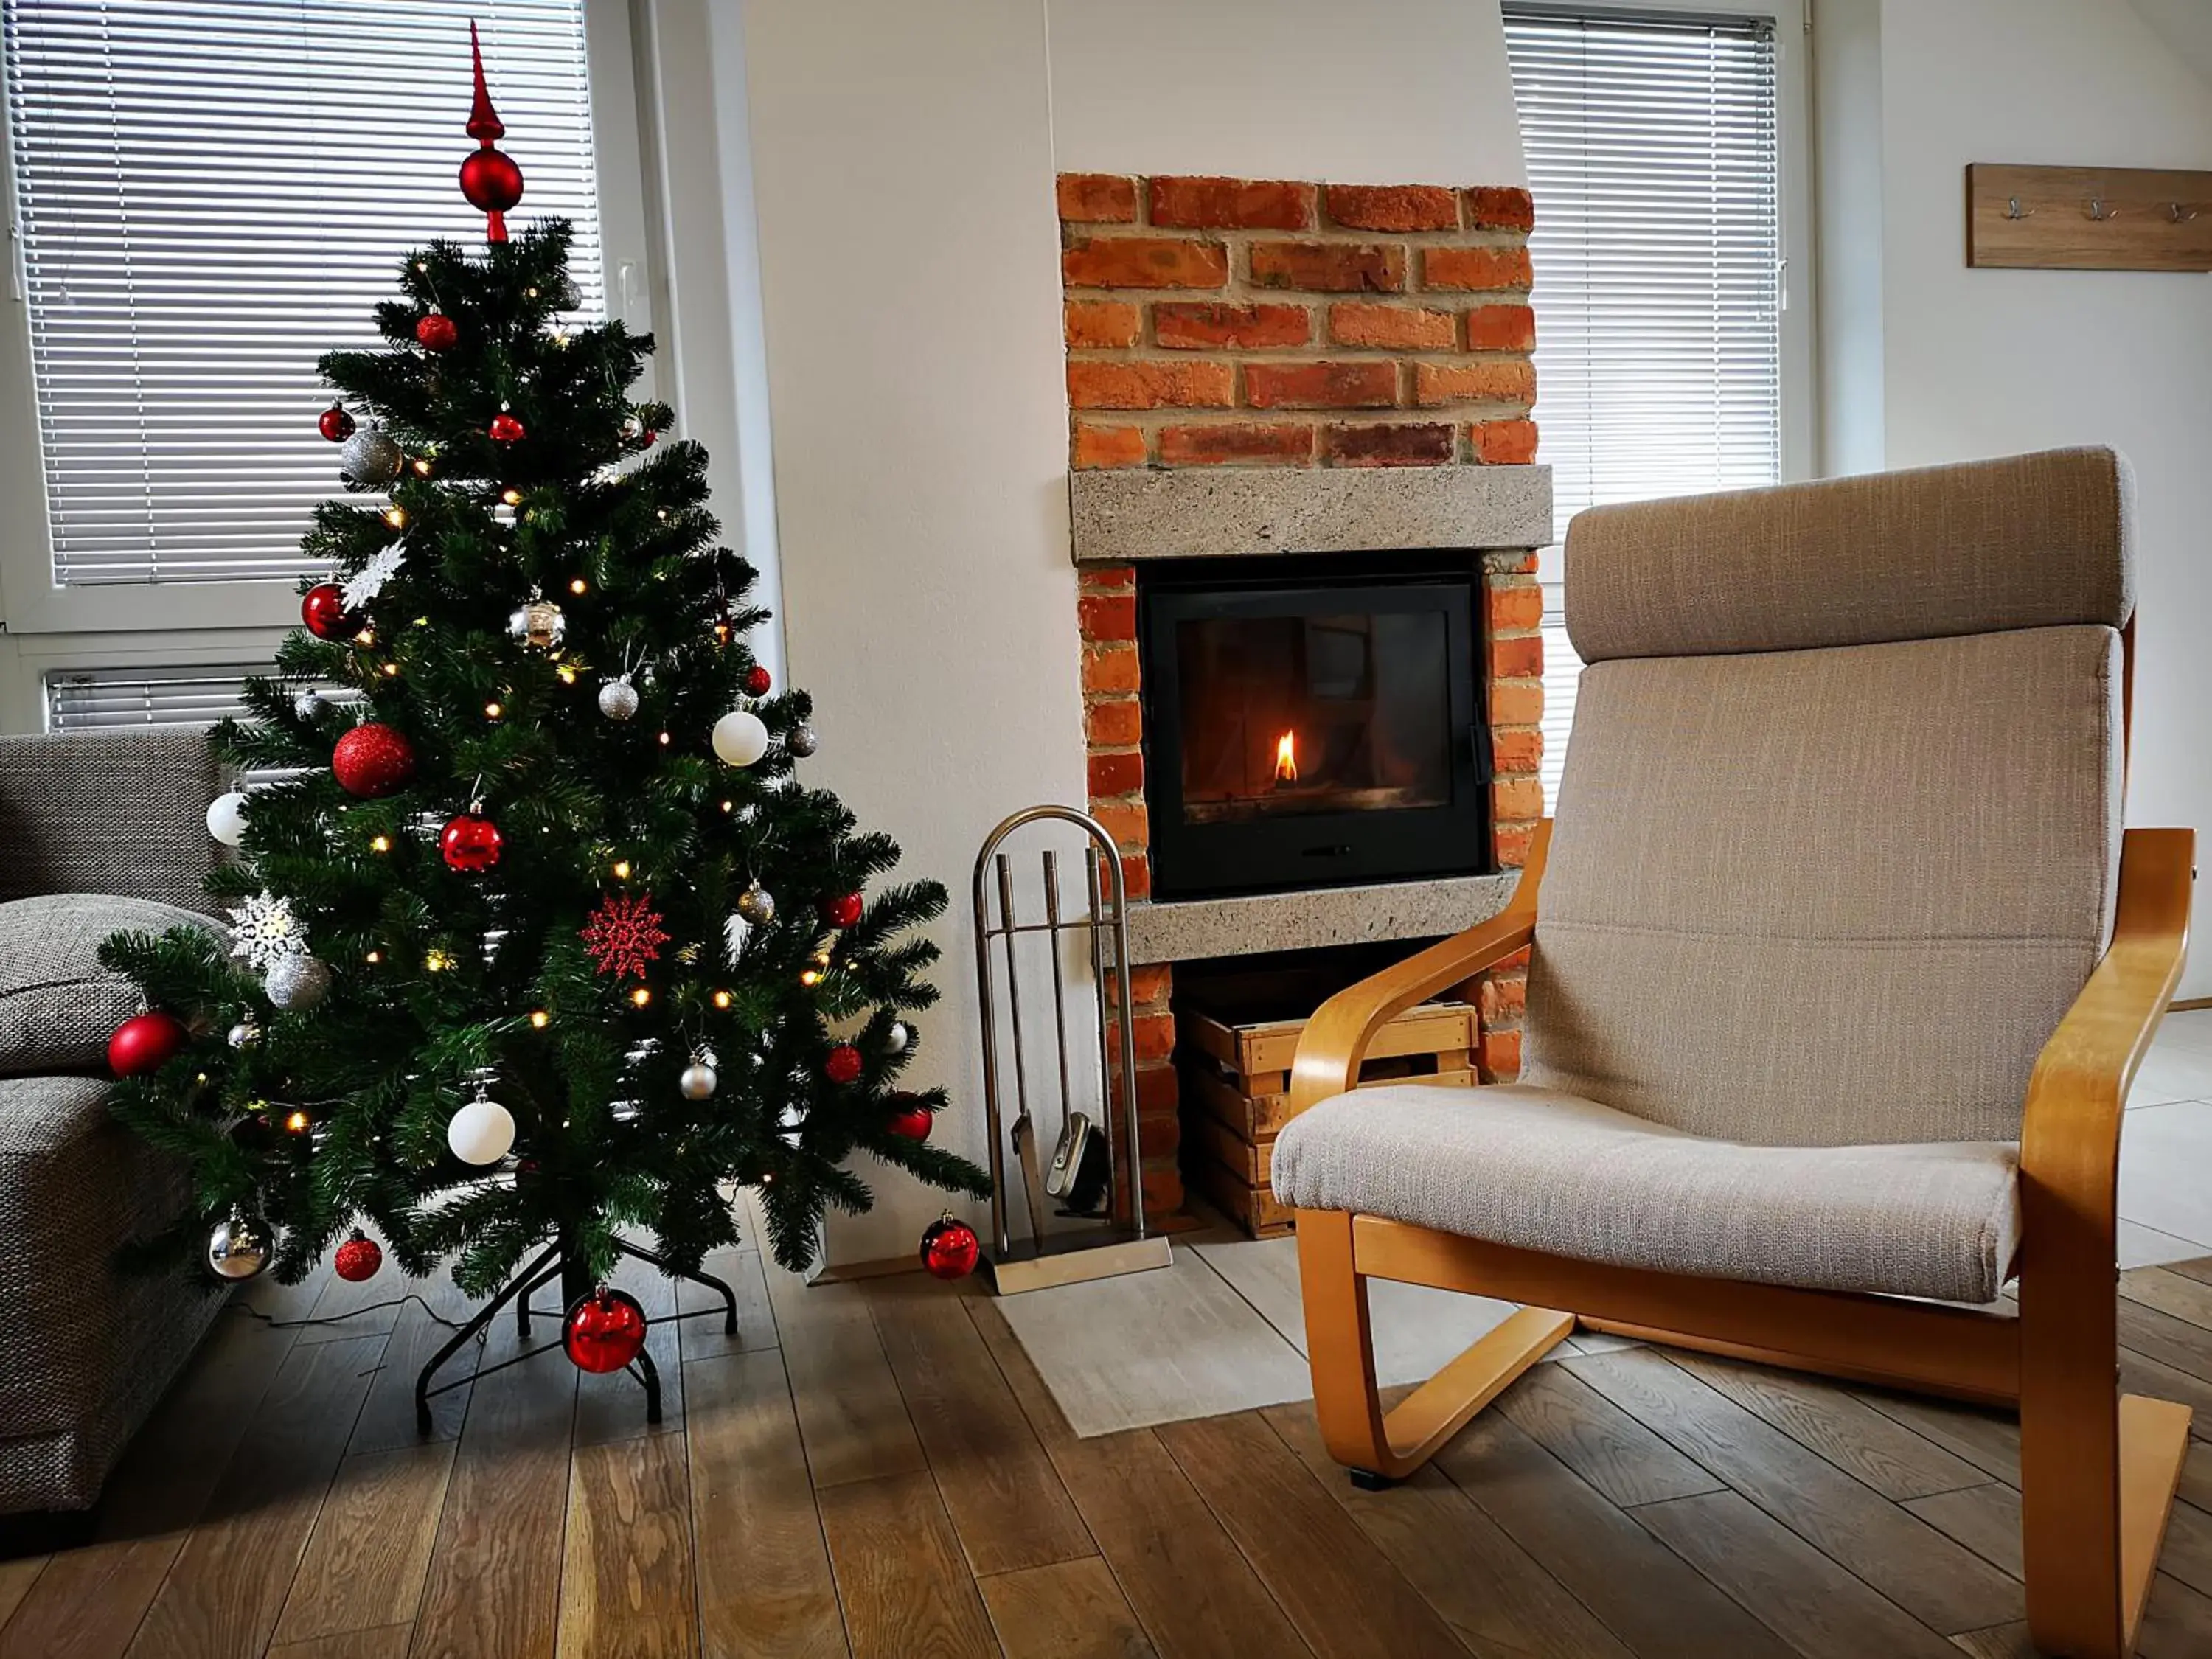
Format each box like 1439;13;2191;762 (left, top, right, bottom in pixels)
1967;162;2212;271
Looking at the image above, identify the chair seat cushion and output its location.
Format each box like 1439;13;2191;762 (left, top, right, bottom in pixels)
1270;1082;2020;1303
0;894;217;1077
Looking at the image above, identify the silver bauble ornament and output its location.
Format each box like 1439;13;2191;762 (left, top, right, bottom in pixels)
293;689;327;722
736;881;777;926
338;427;403;487
886;1020;911;1055
228;1020;261;1050
207;1210;271;1281
785;722;819;758
553;274;582;310
508;598;566;650
598;676;640;721
680;1060;718;1101
265;953;332;1010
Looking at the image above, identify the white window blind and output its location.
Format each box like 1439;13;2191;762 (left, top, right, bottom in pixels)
2;1;605;588
46;664;259;728
1503;5;1785;801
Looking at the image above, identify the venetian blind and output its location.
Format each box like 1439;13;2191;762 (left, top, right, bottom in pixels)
1503;5;1786;800
46;664;259;728
2;1;605;587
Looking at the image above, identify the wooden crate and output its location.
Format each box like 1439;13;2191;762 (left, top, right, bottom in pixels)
1177;998;1478;1239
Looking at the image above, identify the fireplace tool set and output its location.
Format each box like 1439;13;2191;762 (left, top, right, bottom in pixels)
970;806;1174;1293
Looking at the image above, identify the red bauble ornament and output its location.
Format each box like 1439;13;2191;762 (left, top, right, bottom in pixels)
820;891;863;929
302;583;358;641
920;1214;981;1281
824;1044;864;1085
743;664;773;697
318;404;355;443
416;312;459;351
439;811;504;872
459;23;525;243
333;723;417;798
488;410;526;444
887;1097;933;1141
563;1287;648;1374
580;891;670;980
108;1010;188;1077
333;1231;383;1283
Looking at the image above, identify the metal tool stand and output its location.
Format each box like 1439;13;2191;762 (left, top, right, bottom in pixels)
971;806;1175;1293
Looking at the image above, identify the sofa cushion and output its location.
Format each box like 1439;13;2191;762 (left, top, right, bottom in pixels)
1271;1082;2020;1304
0;894;216;1077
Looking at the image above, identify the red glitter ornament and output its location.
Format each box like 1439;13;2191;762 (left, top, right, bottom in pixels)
318;404;355;442
743;664;773;697
580;891;670;980
439;810;504;872
824;1044;863;1086
887;1096;933;1141
458;22;524;242
562;1287;648;1373
333;1231;383;1283
416;312;459;351
301;583;358;641
108;1010;188;1077
920;1214;981;1281
820;891;863;929
333;723;417;798
488;410;525;444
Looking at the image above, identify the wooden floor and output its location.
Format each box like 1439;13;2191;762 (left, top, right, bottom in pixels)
11;1244;2212;1659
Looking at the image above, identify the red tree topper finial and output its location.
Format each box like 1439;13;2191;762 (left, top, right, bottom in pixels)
458;21;524;243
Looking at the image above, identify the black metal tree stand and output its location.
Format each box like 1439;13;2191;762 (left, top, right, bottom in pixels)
414;1233;740;1433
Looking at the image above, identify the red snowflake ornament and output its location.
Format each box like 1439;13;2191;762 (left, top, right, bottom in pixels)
580;891;670;980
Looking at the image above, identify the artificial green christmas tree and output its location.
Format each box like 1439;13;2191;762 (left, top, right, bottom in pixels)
99;31;987;1399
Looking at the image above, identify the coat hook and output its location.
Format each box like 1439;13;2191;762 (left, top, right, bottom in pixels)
2004;196;2034;220
2085;198;2120;222
2171;202;2200;224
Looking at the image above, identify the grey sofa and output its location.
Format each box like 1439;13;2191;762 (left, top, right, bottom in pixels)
0;726;229;1513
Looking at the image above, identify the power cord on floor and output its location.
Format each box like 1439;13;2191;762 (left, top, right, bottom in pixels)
229;1290;473;1332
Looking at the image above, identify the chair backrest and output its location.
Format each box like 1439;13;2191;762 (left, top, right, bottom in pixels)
1521;448;2132;1147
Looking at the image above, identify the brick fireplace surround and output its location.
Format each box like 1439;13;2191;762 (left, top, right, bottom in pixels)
1057;173;1548;1220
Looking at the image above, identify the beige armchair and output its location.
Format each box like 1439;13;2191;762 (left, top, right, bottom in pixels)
1273;448;2190;1659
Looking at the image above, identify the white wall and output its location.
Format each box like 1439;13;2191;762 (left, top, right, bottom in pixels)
1848;0;2212;993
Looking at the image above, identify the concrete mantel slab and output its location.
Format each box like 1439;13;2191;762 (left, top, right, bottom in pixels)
1068;465;1553;565
1121;871;1519;966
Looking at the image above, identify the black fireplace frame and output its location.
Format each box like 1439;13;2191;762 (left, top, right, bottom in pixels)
1136;553;1493;900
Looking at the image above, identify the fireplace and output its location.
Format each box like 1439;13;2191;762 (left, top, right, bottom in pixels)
1137;557;1491;898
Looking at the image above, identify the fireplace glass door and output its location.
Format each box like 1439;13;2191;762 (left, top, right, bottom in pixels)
1140;568;1491;899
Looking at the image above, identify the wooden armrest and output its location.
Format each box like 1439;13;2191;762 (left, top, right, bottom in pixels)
1287;823;1552;1119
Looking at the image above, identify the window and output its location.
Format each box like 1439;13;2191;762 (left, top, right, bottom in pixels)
46;664;258;729
1;1;606;593
1503;4;1801;800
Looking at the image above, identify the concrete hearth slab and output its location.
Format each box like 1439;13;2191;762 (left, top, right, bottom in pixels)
1068;464;1553;563
1122;871;1518;965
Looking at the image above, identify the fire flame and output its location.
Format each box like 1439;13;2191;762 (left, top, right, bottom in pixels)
1274;729;1298;783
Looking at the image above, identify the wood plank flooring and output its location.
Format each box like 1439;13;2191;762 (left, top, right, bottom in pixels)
13;1243;2212;1657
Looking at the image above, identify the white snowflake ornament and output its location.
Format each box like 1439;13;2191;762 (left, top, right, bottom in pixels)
229;891;305;973
342;546;406;611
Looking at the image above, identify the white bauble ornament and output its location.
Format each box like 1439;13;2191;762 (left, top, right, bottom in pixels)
680;1060;718;1101
712;709;770;767
598;676;640;721
205;790;250;846
265;953;331;1010
446;1095;516;1165
207;1210;271;1281
886;1020;911;1055
338;427;403;487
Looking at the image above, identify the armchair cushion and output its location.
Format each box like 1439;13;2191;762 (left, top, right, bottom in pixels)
0;894;218;1077
1271;1082;2020;1304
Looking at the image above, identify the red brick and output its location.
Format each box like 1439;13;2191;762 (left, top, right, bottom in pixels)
1486;582;1543;633
1324;184;1460;232
1058;173;1137;223
1414;360;1537;408
1487;679;1543;726
1490;636;1543;679
1065;299;1141;349
1244;360;1397;409
1499;946;1532;972
1323;422;1454;467
1079;591;1137;643
1493;777;1543;822
1092;798;1150;851
1071;422;1147;469
1136;1109;1181;1159
1138;1163;1181;1218
1327;302;1456;350
1464;303;1537;352
1250;241;1406;293
1472;417;1540;465
1466;186;1536;232
1134;1060;1178;1112
1085;698;1142;748
1478;973;1528;1022
1079;563;1135;593
1495;823;1534;869
1127;964;1174;1008
1150;175;1315;230
1084;643;1141;695
1121;850;1152;900
1106;1009;1176;1065
1068;359;1234;410
1158;422;1315;466
1490;727;1543;774
1063;236;1228;290
1153;302;1310;350
1088;750;1144;798
1478;1026;1523;1082
1422;245;1534;292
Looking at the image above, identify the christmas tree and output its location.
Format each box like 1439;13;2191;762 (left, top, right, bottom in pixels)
97;31;988;1332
